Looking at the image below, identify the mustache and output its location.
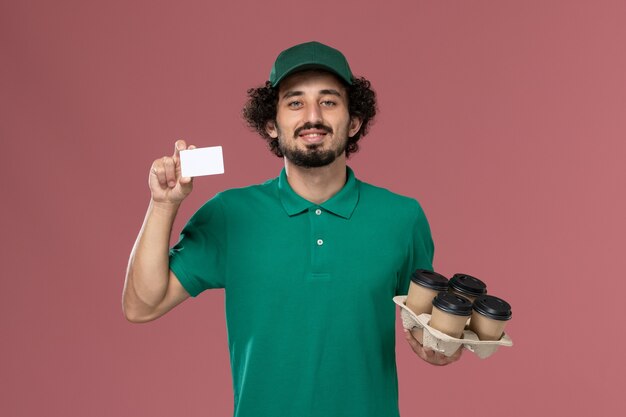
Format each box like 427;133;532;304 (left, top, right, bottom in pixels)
293;123;333;138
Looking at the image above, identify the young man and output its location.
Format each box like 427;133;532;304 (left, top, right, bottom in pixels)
123;41;461;417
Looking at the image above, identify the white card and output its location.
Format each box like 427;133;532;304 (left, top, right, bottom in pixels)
180;146;224;177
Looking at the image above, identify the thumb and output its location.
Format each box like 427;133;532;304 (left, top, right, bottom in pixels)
178;175;194;197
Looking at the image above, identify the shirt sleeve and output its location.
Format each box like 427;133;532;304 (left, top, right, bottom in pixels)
168;193;228;296
396;199;435;295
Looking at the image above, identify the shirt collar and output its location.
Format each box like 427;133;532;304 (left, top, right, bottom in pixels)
277;166;360;219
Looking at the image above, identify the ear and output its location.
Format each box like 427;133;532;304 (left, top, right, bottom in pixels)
265;120;278;139
348;116;363;138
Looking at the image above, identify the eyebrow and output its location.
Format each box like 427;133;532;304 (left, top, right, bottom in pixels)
319;89;342;97
281;89;343;100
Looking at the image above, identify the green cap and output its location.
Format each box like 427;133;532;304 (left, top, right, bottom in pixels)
269;41;353;87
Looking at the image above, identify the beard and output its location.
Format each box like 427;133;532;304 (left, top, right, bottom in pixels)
277;122;348;168
280;142;346;168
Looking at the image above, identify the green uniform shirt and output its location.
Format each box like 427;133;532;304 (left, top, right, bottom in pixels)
169;167;434;417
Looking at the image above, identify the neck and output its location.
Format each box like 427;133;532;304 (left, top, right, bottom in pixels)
284;157;347;205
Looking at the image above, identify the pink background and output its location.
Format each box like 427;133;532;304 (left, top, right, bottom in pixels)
2;1;624;416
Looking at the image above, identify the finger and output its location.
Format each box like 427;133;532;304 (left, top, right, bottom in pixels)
173;139;187;160
410;328;424;345
163;156;176;187
404;330;427;359
433;352;448;364
404;329;421;352
405;330;433;361
423;347;436;360
152;161;167;187
436;347;462;366
427;347;448;365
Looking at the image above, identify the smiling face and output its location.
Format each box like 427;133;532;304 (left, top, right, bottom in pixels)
266;70;362;168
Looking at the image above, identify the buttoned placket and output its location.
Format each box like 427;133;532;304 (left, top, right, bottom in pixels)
309;206;328;276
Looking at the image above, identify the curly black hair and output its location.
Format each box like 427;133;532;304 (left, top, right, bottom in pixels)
242;76;377;158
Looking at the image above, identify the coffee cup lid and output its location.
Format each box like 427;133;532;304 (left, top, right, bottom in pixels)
472;295;512;321
449;273;488;297
432;292;473;316
410;270;449;291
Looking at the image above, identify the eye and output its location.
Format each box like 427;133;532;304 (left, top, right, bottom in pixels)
321;100;337;107
287;100;302;109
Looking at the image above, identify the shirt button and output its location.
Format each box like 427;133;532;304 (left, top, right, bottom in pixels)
315;209;322;215
317;239;324;246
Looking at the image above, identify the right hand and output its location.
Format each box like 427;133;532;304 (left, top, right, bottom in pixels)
149;140;195;204
404;328;463;366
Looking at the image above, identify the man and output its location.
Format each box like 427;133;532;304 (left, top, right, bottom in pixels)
123;41;461;417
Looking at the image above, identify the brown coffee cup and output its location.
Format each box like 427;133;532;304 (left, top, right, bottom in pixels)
405;270;449;316
429;293;473;339
468;295;512;341
448;273;487;303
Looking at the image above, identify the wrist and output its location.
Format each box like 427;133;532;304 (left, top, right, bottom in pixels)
149;200;181;218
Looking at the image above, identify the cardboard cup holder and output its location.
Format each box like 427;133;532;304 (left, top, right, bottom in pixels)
394;295;513;359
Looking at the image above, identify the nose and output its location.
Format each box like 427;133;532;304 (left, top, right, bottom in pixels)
305;102;323;124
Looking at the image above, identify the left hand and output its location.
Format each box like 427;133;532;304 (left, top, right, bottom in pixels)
403;328;463;366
